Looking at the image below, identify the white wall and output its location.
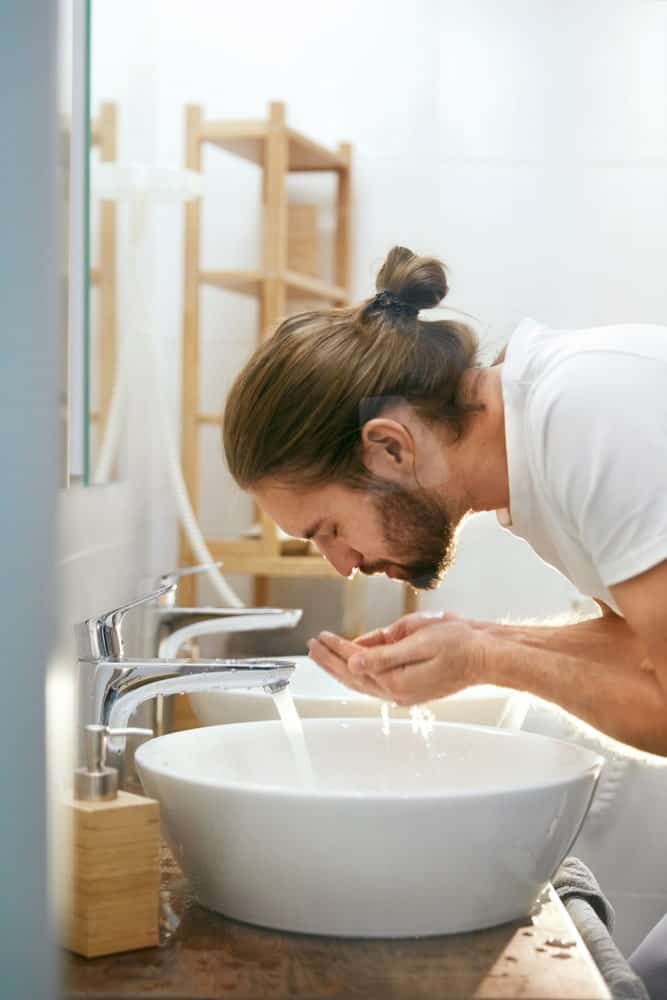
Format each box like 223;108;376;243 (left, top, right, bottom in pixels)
89;0;667;622
421;0;667;621
429;1;667;954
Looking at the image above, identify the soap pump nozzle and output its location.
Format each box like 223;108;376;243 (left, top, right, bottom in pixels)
74;724;154;802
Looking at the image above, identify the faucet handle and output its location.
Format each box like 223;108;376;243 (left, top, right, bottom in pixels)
75;582;176;660
157;562;224;606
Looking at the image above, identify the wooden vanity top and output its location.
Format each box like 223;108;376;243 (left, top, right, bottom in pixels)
63;846;610;1000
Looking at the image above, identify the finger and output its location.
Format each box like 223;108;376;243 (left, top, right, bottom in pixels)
358;611;452;647
307;638;385;698
307;636;347;680
308;639;379;694
314;632;388;696
390;611;456;636
316;630;363;663
348;630;430;676
374;657;463;706
356;618;415;645
355;627;389;648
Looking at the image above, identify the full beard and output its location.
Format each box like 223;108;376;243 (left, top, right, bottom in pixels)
361;478;459;590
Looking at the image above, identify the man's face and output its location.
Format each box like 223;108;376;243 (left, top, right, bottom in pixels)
253;478;458;590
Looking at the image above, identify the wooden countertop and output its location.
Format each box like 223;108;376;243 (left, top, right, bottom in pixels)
64;847;611;1000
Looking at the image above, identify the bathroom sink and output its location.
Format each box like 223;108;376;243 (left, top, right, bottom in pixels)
189;656;529;729
135;718;602;937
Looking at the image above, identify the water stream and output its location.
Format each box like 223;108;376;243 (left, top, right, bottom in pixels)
270;686;316;786
270;685;437;790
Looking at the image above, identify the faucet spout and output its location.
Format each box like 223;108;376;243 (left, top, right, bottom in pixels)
78;656;295;780
157;609;302;659
74;584;302;790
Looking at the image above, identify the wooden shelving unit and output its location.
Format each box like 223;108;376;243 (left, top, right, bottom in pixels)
88;102;117;461
180;101;417;623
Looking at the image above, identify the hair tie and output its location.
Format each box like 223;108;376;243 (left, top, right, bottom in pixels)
371;289;419;318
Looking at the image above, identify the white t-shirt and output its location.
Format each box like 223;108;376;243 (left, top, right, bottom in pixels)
498;318;667;615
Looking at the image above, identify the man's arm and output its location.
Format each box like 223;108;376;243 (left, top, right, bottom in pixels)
309;562;667;756
484;596;667;755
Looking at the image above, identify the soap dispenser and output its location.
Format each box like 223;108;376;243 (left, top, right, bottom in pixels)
63;724;161;958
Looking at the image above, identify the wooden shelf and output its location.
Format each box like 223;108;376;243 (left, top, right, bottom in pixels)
199;268;347;303
205;533;314;557
196;412;223;426
199;120;346;172
206;538;338;578
181;101;385;625
88;103;117;477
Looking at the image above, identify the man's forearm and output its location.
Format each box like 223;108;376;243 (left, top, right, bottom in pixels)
479;615;667;755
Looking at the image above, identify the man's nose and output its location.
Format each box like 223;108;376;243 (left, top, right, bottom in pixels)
316;539;362;578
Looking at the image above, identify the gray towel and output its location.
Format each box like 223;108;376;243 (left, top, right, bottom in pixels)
553;857;649;1000
554;856;617;931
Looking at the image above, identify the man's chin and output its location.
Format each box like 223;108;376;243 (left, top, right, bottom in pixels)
402;568;444;591
379;563;443;589
408;576;442;591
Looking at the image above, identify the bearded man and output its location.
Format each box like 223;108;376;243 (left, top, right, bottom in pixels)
223;244;667;994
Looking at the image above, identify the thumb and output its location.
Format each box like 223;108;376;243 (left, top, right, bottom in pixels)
357;611;456;647
355;627;390;648
348;631;427;676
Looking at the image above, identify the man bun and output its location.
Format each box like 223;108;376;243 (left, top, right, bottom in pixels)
375;246;449;311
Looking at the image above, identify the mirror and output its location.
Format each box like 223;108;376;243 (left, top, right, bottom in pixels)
57;0;90;486
86;101;119;483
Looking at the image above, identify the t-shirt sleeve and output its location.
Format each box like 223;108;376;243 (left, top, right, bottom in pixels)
528;352;667;587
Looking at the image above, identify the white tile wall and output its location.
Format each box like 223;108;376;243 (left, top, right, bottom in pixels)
48;483;152;927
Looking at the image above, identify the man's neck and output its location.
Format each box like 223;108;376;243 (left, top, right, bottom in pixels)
448;365;510;514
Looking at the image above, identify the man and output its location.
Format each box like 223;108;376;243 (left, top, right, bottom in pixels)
224;245;667;757
224;244;667;993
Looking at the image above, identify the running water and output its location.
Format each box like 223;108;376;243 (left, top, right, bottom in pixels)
380;701;391;735
409;704;436;744
269;686;436;789
381;701;435;742
271;685;315;786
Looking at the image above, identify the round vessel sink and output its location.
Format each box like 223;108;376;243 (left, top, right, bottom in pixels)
190;656;529;730
136;719;602;937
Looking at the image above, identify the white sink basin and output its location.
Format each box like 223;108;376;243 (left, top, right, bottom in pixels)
190;656;529;729
135;718;602;937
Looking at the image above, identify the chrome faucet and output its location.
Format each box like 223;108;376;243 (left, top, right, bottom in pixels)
147;562;302;655
75;580;299;784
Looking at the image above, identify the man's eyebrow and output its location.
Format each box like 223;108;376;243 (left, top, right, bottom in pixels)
302;519;323;540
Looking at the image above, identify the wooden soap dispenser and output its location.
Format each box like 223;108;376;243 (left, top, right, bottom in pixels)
63;723;161;959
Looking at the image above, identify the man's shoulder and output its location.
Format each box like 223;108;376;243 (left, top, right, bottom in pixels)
508;321;667;383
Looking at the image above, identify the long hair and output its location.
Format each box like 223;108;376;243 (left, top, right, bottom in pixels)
223;246;480;489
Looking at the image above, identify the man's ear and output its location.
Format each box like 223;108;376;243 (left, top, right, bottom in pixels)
360;418;415;482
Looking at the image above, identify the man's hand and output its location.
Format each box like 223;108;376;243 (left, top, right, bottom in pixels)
308;614;487;706
308;567;667;753
355;611;457;648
